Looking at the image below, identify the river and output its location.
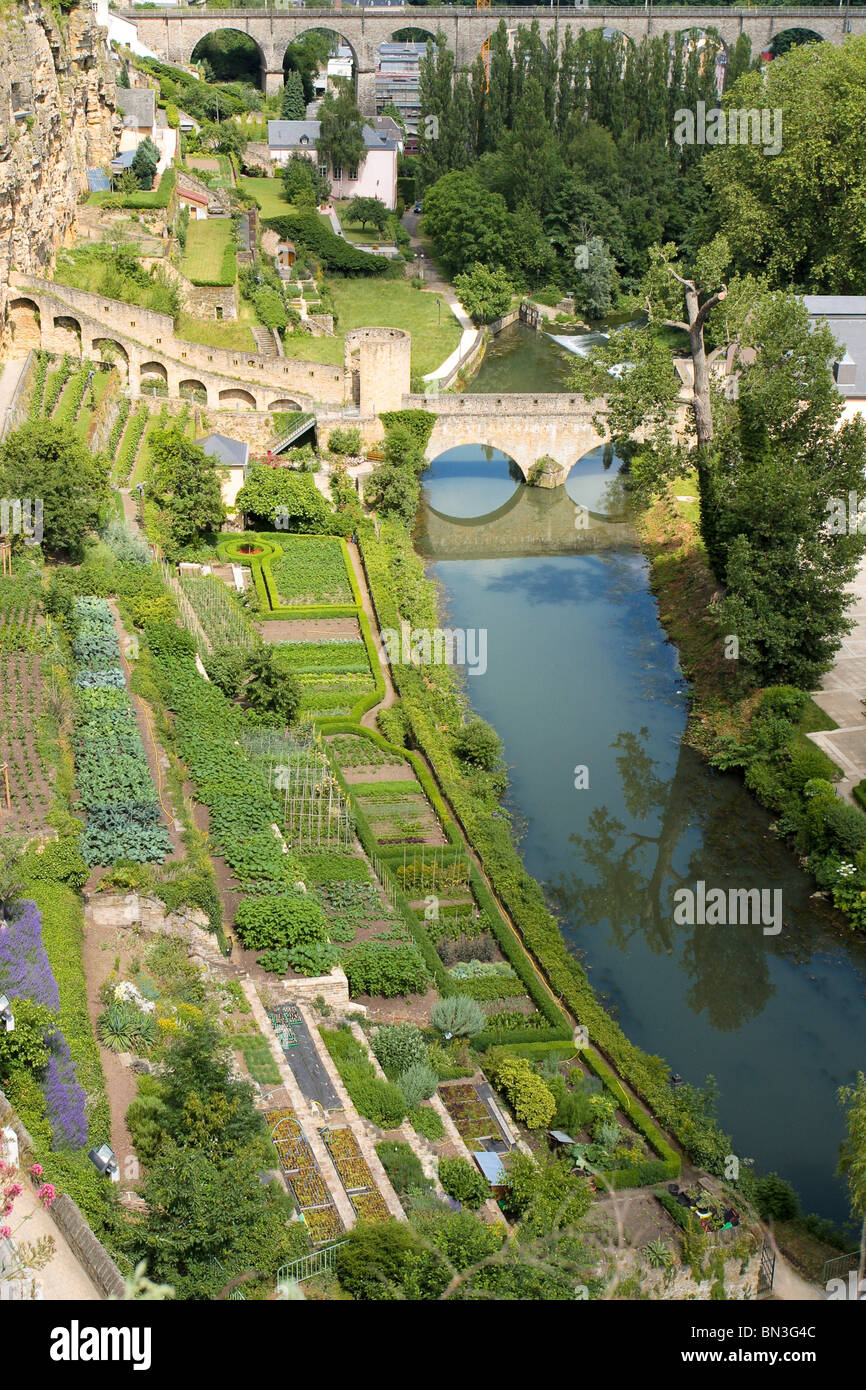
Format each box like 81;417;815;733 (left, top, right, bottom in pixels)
416;322;866;1223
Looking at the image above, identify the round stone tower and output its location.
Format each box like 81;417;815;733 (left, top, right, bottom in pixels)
344;326;411;416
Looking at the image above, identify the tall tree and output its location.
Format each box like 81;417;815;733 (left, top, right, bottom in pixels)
0;420;109;560
280;68;306;120
149;426;226;551
316;79;364;180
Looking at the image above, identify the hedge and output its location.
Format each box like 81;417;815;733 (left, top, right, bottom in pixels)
355;526;730;1170
265;213;391;275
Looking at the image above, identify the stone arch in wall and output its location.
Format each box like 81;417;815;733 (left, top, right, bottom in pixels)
91;338;129;379
268;397;304;411
219;387;257;412
53;315;82;354
179;378;208;404
140;360;169;397
8;297;41;355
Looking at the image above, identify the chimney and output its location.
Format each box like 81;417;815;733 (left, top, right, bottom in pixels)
835;353;857;387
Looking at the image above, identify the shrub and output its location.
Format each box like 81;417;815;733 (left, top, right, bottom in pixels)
438;1156;489;1210
234;894;329;952
431;994;485;1038
408;1104;445;1141
753;1172;800;1223
486;1054;556;1130
370;1022;428;1077
453;718;502;771
351;1075;408;1129
342;941;429;998
398;1062;438;1107
144;620;197;662
375;1140;431;1195
328;426;363;457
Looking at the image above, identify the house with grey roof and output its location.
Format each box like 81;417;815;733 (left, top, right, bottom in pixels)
199;434;250;511
804;297;866;420
117;87;156;138
267;119;398;209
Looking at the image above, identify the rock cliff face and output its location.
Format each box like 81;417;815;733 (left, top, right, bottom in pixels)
0;1;117;319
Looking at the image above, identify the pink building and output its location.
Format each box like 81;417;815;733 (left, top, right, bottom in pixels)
267;120;398;210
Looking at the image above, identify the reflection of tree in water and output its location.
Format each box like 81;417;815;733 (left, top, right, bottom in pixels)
549;729;777;1032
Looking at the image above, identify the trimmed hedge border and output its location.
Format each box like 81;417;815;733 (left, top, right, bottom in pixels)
354;526;728;1171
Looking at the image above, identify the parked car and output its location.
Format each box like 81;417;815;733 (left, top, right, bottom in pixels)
413;201;422;214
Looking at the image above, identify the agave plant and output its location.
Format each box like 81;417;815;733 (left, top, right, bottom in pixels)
97;1001;140;1053
643;1238;674;1271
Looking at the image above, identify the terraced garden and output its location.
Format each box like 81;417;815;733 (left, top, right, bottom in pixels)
0;565;53;834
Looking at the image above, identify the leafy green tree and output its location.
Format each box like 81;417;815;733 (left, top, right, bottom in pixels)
280;69;306;120
280;152;328;208
705;39;866;292
453;263;513;325
421;171;512;278
242;646;301;725
236;466;330;532
316;80;364;182
0;419;110;560
438;1157;489;1211
574;235;617;320
453;717;502;771
148;427;226;551
345;196;389;234
752;1172;800;1224
365;460;419;527
335;1220;444;1301
499;1152;592;1236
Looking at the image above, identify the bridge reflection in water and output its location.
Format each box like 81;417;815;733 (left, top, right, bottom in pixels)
415;443;634;559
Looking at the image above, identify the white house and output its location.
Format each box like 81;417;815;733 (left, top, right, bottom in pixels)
116;87;177;179
267;119;398;209
804;297;866;424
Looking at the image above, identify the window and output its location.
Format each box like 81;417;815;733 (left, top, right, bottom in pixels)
318;163;327;179
215;307;223;321
333;165;342;181
348;167;358;181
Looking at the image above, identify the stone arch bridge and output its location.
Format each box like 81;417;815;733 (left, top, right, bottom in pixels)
120;6;866;107
408;391;608;482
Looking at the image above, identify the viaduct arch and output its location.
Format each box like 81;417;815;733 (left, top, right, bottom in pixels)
120;7;865;109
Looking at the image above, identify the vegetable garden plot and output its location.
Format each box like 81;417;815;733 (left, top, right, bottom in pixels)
327;734;406;772
243;725;354;851
273;537;354;607
0;651;53;835
438;1084;500;1145
70;597;171;865
179;574;259;652
265;1106;344;1242
271;641;371;675
323;1129;391;1222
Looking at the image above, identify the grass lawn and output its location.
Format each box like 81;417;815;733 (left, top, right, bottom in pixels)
176;310;256;351
670;468;701;529
282;333;344;365
329;275;460;376
239;176;296;219
334;200;395;247
73;370;110;440
180;218;236;285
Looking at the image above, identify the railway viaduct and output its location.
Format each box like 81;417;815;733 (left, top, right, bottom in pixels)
118;6;866;107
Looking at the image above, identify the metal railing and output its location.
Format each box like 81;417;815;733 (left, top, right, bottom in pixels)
277;1240;347;1286
821;1251;861;1285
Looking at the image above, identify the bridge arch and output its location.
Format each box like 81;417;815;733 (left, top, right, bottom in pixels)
268;397;304;412
190;29;266;90
767;28;825;59
219;387;257;412
283;28;359;97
